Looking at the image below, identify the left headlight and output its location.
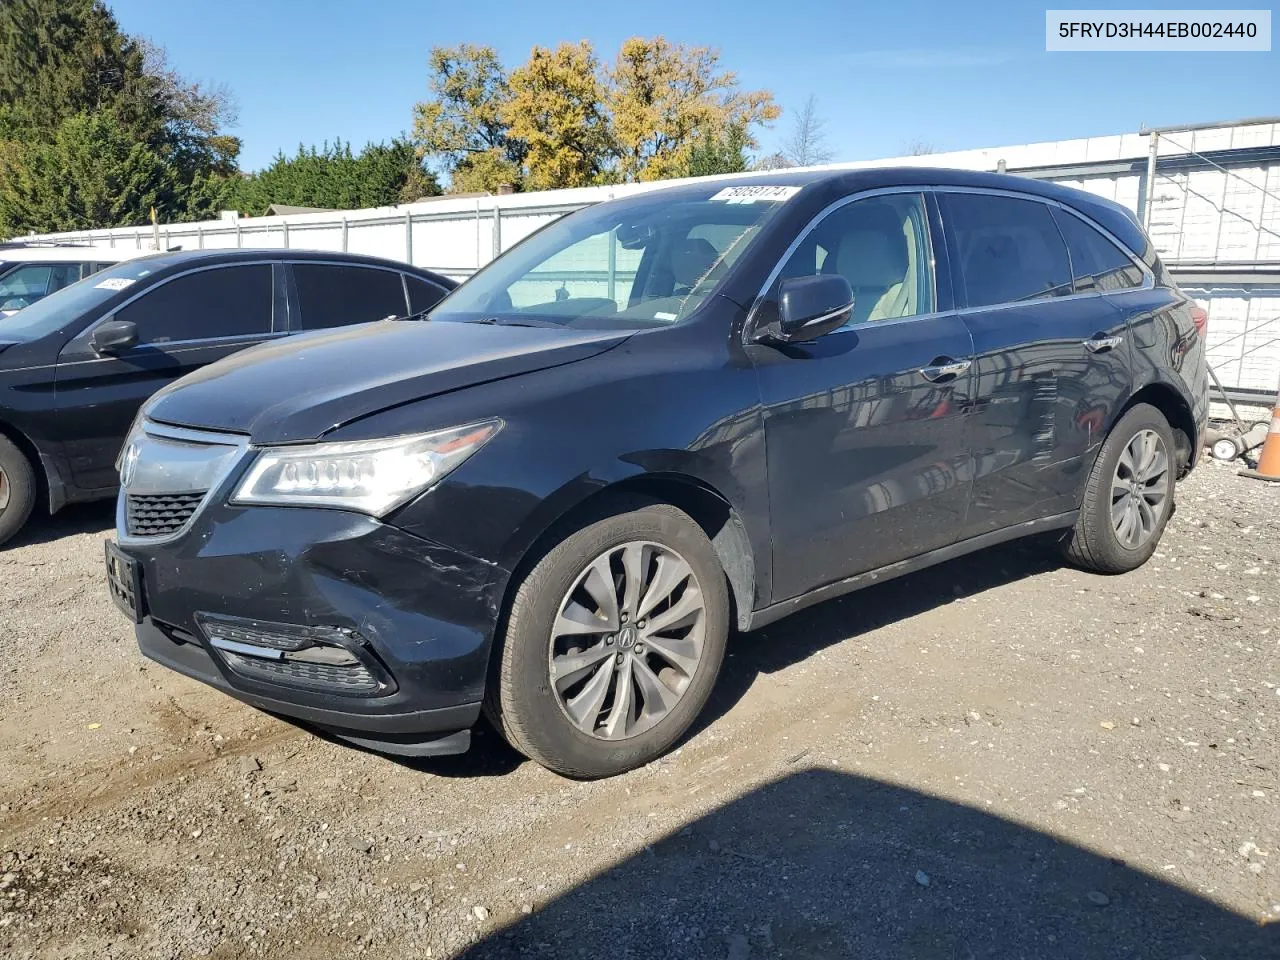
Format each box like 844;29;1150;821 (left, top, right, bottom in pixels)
230;420;501;517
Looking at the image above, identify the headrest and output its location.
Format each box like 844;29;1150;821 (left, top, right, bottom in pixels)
671;237;721;289
832;210;909;288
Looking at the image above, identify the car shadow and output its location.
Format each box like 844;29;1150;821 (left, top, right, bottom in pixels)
6;500;115;548
404;536;1065;779
458;767;1277;958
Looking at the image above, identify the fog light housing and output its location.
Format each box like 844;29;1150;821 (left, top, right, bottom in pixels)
195;613;395;697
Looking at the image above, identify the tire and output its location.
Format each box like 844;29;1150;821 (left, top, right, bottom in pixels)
0;435;37;547
486;501;730;779
1063;403;1176;574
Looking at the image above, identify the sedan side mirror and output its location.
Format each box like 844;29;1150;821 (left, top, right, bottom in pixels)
90;319;138;355
760;275;854;344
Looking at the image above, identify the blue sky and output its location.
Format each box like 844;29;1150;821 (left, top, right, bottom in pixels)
108;0;1278;172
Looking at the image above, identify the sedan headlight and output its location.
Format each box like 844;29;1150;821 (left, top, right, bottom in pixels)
231;420;501;516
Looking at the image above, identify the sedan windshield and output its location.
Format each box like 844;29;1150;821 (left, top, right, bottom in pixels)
431;183;797;330
0;257;161;341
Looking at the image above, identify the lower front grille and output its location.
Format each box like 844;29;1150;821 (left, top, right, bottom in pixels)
220;651;381;695
126;492;206;537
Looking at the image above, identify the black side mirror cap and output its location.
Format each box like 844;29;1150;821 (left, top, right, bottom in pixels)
756;275;854;344
90;319;138;355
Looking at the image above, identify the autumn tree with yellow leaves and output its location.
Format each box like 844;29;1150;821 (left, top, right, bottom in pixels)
412;37;780;192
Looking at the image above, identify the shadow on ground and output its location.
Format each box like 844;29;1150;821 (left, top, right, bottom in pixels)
461;767;1276;958
6;500;115;548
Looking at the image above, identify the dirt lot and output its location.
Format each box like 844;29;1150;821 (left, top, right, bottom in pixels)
1;462;1277;959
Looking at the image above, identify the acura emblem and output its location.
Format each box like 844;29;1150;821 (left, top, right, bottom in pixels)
120;443;140;487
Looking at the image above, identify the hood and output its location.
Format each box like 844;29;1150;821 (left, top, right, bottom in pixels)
144;320;631;443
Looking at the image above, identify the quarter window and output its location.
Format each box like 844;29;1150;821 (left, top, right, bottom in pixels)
292;264;408;329
406;275;448;314
116;265;273;344
944;194;1073;308
774;192;934;324
1052;209;1145;293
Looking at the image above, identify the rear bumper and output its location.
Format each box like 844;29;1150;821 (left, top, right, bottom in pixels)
118;502;507;757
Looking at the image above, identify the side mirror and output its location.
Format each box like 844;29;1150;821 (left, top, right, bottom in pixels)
760;275;854;344
90;319;138;355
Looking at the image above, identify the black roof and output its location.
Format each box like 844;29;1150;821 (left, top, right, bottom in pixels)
124;248;455;287
653;166;1137;221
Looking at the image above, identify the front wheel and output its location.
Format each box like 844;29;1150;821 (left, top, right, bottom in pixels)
0;435;37;547
1063;402;1176;573
486;502;729;779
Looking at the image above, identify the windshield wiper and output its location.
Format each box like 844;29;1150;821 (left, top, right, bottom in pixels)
386;308;432;322
464;315;563;328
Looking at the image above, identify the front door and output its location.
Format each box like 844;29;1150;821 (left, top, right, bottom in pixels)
53;263;281;493
937;191;1134;535
750;191;975;603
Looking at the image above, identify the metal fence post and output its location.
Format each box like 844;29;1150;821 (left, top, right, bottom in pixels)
1143;130;1159;230
341;216;349;252
492;205;502;259
282;220;290;248
405;210;413;263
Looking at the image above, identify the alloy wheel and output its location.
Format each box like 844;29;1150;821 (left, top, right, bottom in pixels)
1111;428;1170;549
548;540;707;741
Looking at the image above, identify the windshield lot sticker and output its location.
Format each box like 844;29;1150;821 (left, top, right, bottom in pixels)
709;185;801;204
94;277;136;291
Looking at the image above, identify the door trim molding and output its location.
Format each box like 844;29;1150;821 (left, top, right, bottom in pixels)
744;510;1078;631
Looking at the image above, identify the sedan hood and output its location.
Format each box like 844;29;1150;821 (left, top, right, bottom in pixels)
145;321;631;443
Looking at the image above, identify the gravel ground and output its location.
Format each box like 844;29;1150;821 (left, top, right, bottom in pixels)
1;461;1277;959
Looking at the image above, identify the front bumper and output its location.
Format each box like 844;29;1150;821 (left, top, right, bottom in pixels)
117;502;506;756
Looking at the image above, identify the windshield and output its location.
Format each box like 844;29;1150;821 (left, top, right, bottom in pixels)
0;257;161;341
432;183;796;330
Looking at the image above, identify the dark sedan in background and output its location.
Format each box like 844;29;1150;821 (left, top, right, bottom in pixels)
0;248;455;544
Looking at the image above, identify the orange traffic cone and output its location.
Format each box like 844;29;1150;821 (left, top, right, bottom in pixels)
1239;391;1280;482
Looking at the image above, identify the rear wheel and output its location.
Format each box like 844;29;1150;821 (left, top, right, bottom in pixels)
1063;403;1175;573
486;502;729;779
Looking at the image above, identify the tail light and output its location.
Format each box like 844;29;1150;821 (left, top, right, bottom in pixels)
1190;305;1208;337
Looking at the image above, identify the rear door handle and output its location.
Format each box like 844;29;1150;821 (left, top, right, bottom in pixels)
1084;335;1124;353
919;358;971;382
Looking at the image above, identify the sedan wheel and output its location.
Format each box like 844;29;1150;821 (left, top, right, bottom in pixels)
1110;428;1170;549
549;541;707;741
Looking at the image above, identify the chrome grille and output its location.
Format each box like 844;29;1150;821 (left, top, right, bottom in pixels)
126;492;207;537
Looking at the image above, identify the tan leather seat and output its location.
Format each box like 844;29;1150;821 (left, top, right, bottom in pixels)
830;212;911;323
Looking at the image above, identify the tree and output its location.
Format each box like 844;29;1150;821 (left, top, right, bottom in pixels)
902;138;936;156
0;112;172;232
609;37;780;182
683;124;749;177
0;0;241;233
783;94;833;167
754;152;791;172
412;44;525;192
504;41;612;190
224;138;439;215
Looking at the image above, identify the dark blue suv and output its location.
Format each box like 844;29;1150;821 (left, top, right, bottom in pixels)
108;169;1208;778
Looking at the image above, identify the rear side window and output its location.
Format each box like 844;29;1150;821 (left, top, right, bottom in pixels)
116;265;273;344
406;275;447;313
292;264;408;329
1051;209;1145;293
944;194;1073;308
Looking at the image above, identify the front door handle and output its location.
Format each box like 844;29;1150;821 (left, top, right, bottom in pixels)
919;358;971;382
1084;334;1124;353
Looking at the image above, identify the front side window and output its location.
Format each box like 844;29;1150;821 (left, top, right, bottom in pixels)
772;192;935;325
293;264;409;329
432;184;792;330
406;275;448;314
1051;209;1145;293
116;265;273;344
944;193;1073;308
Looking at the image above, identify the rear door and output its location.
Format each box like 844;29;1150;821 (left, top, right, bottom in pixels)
287;262;410;330
752;190;975;602
940;190;1132;535
53;263;280;492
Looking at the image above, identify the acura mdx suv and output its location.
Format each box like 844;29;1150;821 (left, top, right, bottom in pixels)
0;249;454;545
107;169;1208;778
